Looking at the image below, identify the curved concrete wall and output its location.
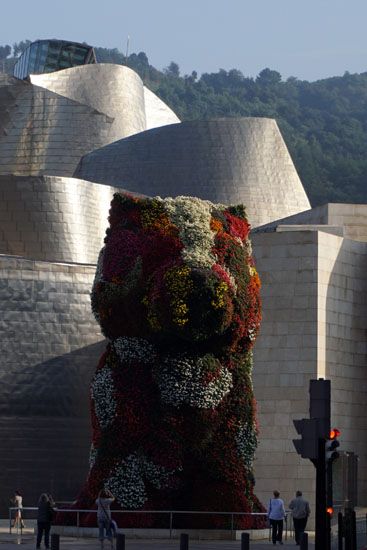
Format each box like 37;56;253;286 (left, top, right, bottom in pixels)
0;254;104;510
74;118;311;228
0;175;130;264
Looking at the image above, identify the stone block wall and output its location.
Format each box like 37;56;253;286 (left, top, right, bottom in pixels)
318;231;367;500
251;230;318;516
252;227;367;519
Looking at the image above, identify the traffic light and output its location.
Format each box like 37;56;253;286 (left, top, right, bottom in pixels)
293;417;320;459
325;428;340;464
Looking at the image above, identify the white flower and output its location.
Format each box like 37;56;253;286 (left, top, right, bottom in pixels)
236;421;257;469
112;337;156;365
162;196;217;269
154;354;233;409
89;443;98;469
90;367;116;429
105;454;174;509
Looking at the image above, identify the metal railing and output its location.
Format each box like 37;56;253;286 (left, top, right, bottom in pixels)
9;507;287;540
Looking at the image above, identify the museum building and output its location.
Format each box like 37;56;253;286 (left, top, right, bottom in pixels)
0;39;365;516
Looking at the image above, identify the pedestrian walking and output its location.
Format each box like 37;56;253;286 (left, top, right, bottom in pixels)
11;490;25;528
268;490;285;545
96;488;115;549
36;493;56;549
289;490;310;545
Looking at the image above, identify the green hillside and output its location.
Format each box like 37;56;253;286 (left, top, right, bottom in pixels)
2;41;367;207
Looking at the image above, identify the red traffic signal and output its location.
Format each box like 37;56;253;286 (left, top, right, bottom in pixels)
329;428;341;440
326;428;340;463
326;506;333;516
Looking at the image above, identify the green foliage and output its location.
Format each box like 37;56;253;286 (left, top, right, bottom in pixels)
3;40;367;207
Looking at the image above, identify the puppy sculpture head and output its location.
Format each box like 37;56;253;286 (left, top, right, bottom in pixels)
92;193;261;353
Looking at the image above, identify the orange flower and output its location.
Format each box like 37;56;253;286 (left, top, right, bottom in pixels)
210;217;223;233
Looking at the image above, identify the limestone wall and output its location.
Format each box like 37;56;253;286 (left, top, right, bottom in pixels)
255;203;367;243
251;230;318;516
252;228;367;517
318;231;367;500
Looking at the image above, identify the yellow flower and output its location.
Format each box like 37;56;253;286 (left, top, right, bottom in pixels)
164;265;193;326
211;281;228;310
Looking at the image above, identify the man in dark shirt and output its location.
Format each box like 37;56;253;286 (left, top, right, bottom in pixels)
289;490;311;545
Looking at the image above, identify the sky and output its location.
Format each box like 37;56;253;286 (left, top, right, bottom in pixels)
2;0;367;82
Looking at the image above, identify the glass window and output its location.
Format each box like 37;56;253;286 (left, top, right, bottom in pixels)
14;39;96;79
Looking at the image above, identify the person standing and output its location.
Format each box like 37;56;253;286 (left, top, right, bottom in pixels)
36;493;55;549
11;490;25;529
289;490;310;545
268;490;286;545
96;488;115;549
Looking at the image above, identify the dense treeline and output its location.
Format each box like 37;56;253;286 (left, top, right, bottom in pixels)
2;41;367;207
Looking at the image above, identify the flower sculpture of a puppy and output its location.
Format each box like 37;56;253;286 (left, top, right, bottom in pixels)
77;193;263;527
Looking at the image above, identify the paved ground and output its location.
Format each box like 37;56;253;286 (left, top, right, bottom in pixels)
0;533;315;548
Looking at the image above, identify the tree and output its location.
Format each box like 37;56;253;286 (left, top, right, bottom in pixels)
12;40;31;58
256;68;282;85
0;45;11;72
164;61;180;78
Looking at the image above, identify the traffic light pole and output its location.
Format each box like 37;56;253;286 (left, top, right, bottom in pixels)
293;380;338;550
314;438;328;550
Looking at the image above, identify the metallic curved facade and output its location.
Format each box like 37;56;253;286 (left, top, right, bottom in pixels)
0;253;105;510
30;64;147;140
74;117;311;228
143;86;181;129
0;66;180;177
0;175;129;263
0;74;116;176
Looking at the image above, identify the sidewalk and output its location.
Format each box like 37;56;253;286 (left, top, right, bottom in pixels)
0;533;315;549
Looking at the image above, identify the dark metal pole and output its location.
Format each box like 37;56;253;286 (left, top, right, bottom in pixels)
338;511;343;550
315;437;327;550
116;533;126;550
351;510;357;550
345;509;351;550
50;534;60;550
241;532;249;550
180;533;189;550
300;531;308;550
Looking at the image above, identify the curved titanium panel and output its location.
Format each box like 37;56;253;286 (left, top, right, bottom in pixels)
0;76;115;176
74;118;311;228
0;175;131;264
0;254;104;511
30;64;146;139
143;86;180;130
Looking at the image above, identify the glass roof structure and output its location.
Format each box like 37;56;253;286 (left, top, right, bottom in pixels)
13;39;96;80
